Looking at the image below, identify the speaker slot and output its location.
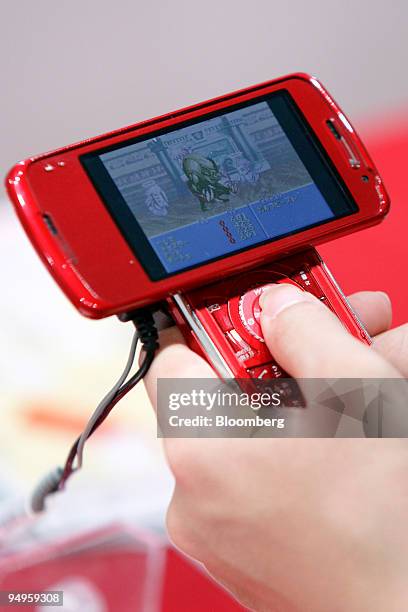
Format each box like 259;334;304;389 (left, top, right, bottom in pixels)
42;213;59;236
326;119;361;169
326;119;341;140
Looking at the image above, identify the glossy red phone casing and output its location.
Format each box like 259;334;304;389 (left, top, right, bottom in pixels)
5;73;389;319
167;248;370;380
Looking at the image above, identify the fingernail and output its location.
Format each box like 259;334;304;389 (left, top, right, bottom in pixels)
259;284;315;320
376;291;391;306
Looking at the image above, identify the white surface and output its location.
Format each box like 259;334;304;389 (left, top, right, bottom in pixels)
0;201;173;542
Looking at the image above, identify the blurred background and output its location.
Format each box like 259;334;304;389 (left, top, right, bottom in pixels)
1;1;407;610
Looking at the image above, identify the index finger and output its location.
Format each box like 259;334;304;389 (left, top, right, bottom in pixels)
143;326;216;409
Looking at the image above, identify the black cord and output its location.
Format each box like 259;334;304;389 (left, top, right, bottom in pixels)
129;308;160;352
59;347;155;489
30;309;159;513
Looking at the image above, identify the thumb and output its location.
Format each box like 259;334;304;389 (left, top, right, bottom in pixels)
259;284;399;378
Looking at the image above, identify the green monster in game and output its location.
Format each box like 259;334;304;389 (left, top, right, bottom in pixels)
182;154;232;211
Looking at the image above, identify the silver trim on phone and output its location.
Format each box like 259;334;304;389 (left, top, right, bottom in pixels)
320;260;371;343
172;293;235;379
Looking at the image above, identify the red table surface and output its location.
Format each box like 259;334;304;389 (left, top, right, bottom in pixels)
319;115;408;328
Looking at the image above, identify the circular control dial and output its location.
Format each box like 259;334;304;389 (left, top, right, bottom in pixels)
238;279;302;342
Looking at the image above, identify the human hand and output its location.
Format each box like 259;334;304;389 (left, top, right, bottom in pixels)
144;288;408;611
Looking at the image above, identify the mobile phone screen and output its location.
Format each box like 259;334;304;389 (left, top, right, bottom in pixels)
81;91;357;279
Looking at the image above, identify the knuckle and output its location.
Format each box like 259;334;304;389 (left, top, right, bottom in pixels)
163;439;199;485
166;502;199;558
163;439;218;494
165;502;183;544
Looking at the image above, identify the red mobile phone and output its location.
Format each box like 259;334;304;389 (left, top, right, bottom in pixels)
6;73;389;380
